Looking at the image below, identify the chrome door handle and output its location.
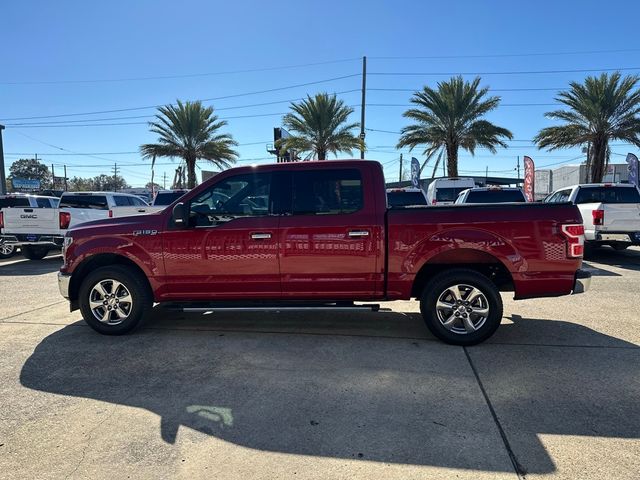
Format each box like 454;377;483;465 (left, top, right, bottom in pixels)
251;232;272;240
348;230;370;238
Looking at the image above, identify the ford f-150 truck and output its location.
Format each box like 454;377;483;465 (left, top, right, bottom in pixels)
58;160;590;345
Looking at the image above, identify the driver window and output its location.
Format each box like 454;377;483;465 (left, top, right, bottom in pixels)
189;173;271;227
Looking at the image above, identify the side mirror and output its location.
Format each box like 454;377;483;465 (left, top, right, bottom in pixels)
172;202;188;226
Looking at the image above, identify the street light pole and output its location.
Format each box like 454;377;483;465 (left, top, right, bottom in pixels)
360;56;367;159
0;124;6;194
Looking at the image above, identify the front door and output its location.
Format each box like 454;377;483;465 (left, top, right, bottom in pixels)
161;171;280;300
278;167;383;299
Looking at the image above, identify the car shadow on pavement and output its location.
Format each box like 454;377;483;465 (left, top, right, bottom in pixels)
19;308;640;474
584;246;640;272
0;256;62;276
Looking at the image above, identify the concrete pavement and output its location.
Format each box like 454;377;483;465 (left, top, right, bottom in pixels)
0;248;639;479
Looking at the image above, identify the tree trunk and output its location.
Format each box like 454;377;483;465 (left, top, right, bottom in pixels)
590;137;607;183
186;157;197;189
445;142;459;177
317;148;326;161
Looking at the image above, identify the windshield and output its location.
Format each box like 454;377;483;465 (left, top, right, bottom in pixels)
465;190;526;203
387;191;427;207
154;191;187;205
575;186;640;204
436;187;470;202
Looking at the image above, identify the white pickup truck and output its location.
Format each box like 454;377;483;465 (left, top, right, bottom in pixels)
0;194;59;259
0;191;147;260
107;190;189;217
545;183;640;251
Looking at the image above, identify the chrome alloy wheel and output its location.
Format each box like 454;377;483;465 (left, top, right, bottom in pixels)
89;279;133;325
0;242;15;256
435;283;490;335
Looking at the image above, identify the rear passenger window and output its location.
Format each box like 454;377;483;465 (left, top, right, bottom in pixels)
35;198;52;208
113;196;131;207
130;197;147;206
292;169;363;215
59;195;109;210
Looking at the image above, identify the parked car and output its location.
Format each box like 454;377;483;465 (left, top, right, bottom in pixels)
110;189;190;218
386;187;429;208
0;194;59;259
0;191;148;259
455;186;527;204
545;183;640;251
426;177;476;205
58;160;589;346
153;189;189;206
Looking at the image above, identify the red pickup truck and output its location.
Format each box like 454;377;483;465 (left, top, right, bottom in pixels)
58;160;590;345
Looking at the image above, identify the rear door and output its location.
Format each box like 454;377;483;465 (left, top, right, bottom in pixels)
161;171;281;300
278;167;383;299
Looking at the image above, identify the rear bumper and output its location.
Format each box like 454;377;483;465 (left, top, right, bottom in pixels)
589;230;640;244
0;234;64;247
58;272;71;299
572;269;591;294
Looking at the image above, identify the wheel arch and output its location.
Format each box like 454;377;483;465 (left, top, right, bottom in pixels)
68;253;152;309
410;248;515;298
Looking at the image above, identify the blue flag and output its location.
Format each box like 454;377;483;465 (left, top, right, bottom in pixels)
410;157;420;188
627;153;639;187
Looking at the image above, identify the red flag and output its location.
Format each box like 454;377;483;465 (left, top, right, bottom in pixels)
523;156;535;202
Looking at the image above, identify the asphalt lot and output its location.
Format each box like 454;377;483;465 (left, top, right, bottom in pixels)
1;248;639;479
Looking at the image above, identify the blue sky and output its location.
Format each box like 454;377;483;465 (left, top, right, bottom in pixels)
2;0;640;187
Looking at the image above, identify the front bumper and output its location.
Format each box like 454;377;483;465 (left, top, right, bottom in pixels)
572;269;591;294
58;272;71;299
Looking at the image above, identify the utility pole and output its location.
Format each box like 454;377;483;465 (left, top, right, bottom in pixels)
0;124;6;194
398;153;403;182
51;163;55;190
485;166;488;185
359;56;367;159
112;163;119;191
63;165;68;191
516;156;521;185
163;172;167;190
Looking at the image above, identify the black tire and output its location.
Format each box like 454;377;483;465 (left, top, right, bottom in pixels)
21;246;49;260
420;269;503;346
0;242;17;259
79;265;153;335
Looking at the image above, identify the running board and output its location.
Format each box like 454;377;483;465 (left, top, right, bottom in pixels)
172;302;380;313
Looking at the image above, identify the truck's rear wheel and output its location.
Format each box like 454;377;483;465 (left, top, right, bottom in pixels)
21;246;49;260
79;265;152;335
420;269;503;346
0;241;17;259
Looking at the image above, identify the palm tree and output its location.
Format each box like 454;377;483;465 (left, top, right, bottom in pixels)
535;72;640;183
140;100;238;188
397;76;513;177
278;93;364;160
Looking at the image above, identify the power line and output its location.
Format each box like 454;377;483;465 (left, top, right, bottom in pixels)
0;58;360;86
0;74;360;122
369;67;640;76
369;87;567;92
369;48;640;60
367;103;557;107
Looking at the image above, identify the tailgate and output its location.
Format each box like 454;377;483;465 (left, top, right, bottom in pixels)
601;203;640;231
2;208;61;235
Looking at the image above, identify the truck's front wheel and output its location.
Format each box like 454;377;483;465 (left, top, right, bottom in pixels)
79;265;152;335
420;269;503;346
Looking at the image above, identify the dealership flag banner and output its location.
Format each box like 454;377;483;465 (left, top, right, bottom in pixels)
411;157;420;188
627;153;639;187
523;156;535;202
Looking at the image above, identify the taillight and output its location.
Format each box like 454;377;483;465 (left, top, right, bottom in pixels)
59;211;71;229
0;211;4;229
108;209;113;218
592;209;604;226
561;224;585;258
